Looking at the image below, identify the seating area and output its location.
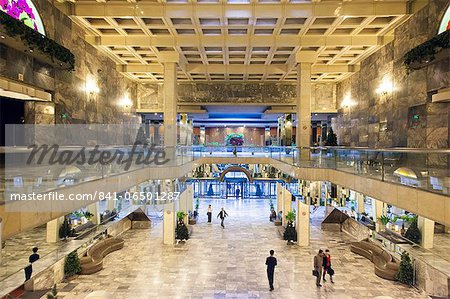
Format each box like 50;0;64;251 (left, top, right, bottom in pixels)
350;239;399;280
80;237;125;275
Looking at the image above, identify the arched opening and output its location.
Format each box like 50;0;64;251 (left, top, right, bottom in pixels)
1;0;46;35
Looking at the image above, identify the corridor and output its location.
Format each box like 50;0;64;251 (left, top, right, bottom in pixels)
54;198;429;299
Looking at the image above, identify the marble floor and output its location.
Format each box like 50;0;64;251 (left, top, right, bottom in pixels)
53;198;429;299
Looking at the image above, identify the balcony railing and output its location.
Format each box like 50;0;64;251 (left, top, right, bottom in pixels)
0;146;449;200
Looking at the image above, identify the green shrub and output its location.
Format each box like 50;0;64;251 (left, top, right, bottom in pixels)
404;217;421;244
59;217;72;240
285;211;296;223
283;222;297;242
0;11;75;70
176;211;186;222
64;251;81;277
175;222;189;241
396;252;414;285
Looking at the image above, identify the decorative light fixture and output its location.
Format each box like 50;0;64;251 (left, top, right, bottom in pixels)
341;94;354;108
376;77;394;96
119;95;133;108
86;79;99;96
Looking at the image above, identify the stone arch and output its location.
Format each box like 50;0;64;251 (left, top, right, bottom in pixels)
218;166;253;182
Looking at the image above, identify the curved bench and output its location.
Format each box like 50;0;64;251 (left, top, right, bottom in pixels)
350;239;399;281
80;237;125;275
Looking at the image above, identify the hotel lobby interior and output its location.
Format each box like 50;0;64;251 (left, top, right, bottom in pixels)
0;0;449;298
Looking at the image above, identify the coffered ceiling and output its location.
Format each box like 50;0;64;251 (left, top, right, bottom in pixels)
56;0;418;83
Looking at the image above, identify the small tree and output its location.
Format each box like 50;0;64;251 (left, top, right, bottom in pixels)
47;284;58;299
59;217;72;240
404;216;421;244
176;211;189;241
325;128;338;146
396;252;414;285
283;211;297;243
64;251;81;277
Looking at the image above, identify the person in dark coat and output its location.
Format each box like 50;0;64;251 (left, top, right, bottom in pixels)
207;205;212;223
217;208;229;228
322;249;334;283
265;250;277;291
24;247;39;281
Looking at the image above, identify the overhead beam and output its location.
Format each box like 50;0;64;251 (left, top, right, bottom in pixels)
119;64;359;75
87;35;388;48
60;2;410;18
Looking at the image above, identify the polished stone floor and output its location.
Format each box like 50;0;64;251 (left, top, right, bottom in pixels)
52;198;429;299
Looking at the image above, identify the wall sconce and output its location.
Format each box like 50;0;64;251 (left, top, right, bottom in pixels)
341;94;354;108
119;95;133;108
376;78;393;96
86;79;99;101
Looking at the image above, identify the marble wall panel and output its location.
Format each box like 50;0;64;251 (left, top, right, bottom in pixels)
0;0;152;126
333;0;450;148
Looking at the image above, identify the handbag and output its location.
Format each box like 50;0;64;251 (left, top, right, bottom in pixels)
312;270;319;277
328;267;335;276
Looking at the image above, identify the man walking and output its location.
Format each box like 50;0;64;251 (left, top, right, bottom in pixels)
314;249;324;287
265;250;277;291
217;208;229;228
24;247;39;281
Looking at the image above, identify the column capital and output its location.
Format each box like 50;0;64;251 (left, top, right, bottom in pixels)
295;50;318;64
160;53;180;64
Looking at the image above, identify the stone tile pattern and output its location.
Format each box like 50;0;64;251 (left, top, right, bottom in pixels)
333;0;450;149
0;0;143;125
53;198;430;299
138;82;335;111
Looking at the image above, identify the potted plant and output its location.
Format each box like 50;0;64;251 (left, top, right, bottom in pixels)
176;211;189;241
283;211;297;244
64;251;81;279
396;252;414;285
59;217;73;240
188;210;197;225
377;215;390;231
269;199;274;211
404;216;421;244
83;211;94;221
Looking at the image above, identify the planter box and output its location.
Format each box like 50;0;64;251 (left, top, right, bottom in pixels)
0;25;73;70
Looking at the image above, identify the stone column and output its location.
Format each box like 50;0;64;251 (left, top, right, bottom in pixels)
108;196;116;212
186;184;194;213
200;126;205;145
284;114;293;146
0;217;3;262
372;198;385;232
46;217;63;243
86;202;101;225
276;183;283;214
282;188;292;227
163;61;178;147
418;216;434;249
179;114;188;146
163;202;176;245
179;188;189;225
297;200;310;246
356;193;365;214
296;60;313;154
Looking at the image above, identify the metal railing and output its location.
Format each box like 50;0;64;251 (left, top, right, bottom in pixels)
1;145;449;198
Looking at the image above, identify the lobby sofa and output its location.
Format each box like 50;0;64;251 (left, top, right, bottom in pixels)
80;237;125;275
350;239;399;280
